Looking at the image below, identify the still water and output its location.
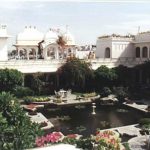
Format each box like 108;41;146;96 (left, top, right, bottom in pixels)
42;104;145;136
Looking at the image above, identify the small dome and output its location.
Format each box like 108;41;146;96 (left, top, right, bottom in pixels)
16;26;44;45
63;31;75;46
44;29;58;44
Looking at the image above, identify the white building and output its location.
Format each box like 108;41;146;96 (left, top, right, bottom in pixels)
14;26;76;60
134;32;150;59
0;24;150;73
0;25;11;61
96;32;150;61
14;26;44;60
96;34;134;59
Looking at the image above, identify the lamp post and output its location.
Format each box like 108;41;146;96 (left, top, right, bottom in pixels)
92;102;96;115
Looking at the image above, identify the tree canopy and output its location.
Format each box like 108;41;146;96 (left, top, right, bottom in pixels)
58;58;94;92
94;65;117;90
0;69;23;92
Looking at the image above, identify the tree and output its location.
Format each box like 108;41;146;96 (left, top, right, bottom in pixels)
58;58;94;92
0;92;43;150
114;65;132;86
94;65;117;90
24;73;44;95
0;69;23;92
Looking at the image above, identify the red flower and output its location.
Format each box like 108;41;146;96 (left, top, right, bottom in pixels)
96;131;100;135
67;134;77;138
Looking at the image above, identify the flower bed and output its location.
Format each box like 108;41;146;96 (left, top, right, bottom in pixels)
92;130;121;150
35;130;125;150
24;96;50;103
35;132;64;147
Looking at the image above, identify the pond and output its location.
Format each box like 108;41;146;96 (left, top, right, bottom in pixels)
42;104;145;137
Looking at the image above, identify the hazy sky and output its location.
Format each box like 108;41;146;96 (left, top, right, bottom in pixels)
1;0;150;49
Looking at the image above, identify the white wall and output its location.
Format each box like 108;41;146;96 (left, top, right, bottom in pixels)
96;38;112;58
75;51;90;59
112;41;134;58
0;38;8;61
0;59;147;74
96;36;134;59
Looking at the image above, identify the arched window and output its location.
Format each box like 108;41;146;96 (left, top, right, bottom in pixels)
142;47;148;58
105;47;110;58
135;47;140;58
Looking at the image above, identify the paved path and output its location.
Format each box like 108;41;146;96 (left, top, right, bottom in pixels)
128;135;147;150
123;102;148;113
27;112;54;130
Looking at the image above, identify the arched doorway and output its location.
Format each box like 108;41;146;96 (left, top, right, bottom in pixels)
142;47;148;58
29;48;36;59
105;47;111;58
135;47;140;58
47;47;55;59
19;49;27;59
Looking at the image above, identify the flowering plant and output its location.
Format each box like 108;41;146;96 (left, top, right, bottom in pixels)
92;130;121;150
62;134;81;145
35;132;64;147
35;131;125;150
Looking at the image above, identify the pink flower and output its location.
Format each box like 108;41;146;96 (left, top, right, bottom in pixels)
35;132;63;146
35;137;45;147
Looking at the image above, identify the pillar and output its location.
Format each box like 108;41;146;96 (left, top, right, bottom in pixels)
17;48;20;59
27;49;29;60
35;48;38;60
140;46;142;59
55;46;59;59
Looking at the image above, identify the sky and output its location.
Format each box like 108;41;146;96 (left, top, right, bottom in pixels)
1;0;150;50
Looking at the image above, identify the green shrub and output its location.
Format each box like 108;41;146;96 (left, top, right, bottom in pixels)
83;92;96;98
0;92;43;150
76;138;94;150
113;86;128;102
101;87;112;97
24;96;50;104
0;69;23;92
139;118;150;126
12;86;34;98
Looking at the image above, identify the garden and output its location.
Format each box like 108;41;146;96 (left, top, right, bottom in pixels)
0;59;150;149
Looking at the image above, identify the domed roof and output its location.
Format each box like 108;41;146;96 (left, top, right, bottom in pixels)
16;26;44;45
63;31;75;46
44;29;58;44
